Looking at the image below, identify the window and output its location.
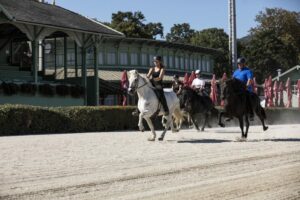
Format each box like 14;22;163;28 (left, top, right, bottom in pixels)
98;52;104;65
202;56;206;71
175;57;179;69
67;52;75;66
180;57;184;70
149;54;155;65
185;58;189;70
193;59;197;70
119;52;128;65
107;52;116;65
207;59;210;72
130;52;138;65
198;58;202;70
141;53;147;66
169;56;173;68
163;55;168;67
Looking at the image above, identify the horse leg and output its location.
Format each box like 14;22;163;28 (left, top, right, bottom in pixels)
245;115;249;138
256;107;269;131
191;114;200;131
158;115;172;141
238;116;245;138
138;112;145;132
201;113;209;132
144;117;156;141
206;112;212;128
218;112;226;127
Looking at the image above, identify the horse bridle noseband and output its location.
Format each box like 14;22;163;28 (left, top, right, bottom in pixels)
130;76;148;92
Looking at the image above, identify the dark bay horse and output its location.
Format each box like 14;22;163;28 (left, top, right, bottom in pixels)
179;87;218;131
218;78;268;139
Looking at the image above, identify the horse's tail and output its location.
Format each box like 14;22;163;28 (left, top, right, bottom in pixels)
172;108;184;129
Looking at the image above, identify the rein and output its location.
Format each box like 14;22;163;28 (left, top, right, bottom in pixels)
136;76;151;90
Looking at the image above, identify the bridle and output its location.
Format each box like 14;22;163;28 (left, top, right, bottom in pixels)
129;74;148;92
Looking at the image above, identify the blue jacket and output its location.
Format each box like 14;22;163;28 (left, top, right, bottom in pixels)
233;67;253;92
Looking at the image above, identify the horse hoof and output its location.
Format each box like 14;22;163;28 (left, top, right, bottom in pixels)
263;126;268;131
147;137;155;141
219;123;225;128
207;125;212;128
201;128;205;132
158;137;164;141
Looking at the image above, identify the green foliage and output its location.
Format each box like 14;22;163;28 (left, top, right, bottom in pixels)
106;11;164;39
166;23;195;43
0;105;139;135
241;8;300;83
190;28;230;77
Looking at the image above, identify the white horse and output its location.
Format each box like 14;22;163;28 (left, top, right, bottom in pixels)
127;70;182;141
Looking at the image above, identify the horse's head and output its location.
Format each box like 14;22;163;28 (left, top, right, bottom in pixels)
178;87;194;111
127;70;139;95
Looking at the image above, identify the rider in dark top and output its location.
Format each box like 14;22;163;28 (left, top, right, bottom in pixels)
147;56;169;116
232;57;255;121
132;56;169;116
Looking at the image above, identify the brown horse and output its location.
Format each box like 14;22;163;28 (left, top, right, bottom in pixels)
218;78;268;139
179;87;218;131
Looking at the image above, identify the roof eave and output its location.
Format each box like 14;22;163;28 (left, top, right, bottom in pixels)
0;3;15;21
15;19;124;37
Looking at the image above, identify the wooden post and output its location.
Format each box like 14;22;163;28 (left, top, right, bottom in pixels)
54;37;57;76
42;40;46;76
81;47;87;105
94;45;99;106
64;36;67;79
31;40;38;83
74;41;78;77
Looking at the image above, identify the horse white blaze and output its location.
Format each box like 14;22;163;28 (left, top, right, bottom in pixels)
128;70;182;141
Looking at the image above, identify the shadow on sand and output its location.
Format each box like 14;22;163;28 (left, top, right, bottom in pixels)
247;138;300;142
177;139;231;144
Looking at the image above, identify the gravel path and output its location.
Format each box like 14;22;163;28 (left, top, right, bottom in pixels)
0;124;300;200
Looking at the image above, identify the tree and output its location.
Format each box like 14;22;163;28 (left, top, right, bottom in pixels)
166;23;195;43
190;28;230;77
106;11;163;39
242;8;300;83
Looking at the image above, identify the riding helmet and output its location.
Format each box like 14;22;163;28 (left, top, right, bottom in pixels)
237;57;246;64
153;56;162;62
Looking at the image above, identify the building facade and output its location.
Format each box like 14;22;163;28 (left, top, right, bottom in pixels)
0;0;220;106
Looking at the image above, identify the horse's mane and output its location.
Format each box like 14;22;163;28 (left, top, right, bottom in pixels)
138;73;155;89
226;78;247;91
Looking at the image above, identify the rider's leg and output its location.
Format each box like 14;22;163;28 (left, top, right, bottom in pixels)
157;88;169;115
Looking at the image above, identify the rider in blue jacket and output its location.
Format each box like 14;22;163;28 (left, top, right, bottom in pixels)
233;57;255;120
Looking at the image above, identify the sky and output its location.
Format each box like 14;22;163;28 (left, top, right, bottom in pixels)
55;0;300;39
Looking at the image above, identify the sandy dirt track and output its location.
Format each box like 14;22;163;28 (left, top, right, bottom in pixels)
0;124;300;200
